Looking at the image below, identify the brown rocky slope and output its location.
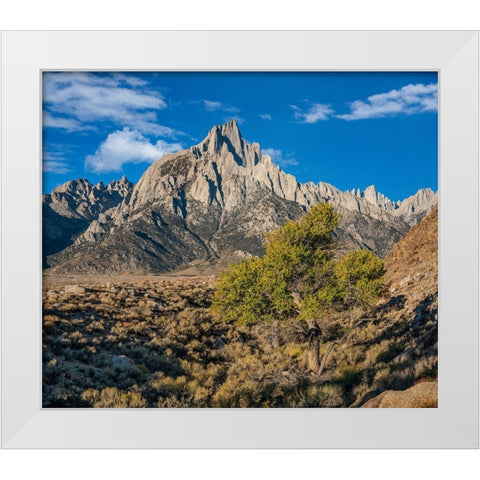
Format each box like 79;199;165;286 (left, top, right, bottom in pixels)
356;205;438;407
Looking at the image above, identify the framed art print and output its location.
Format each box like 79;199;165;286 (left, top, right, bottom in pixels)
1;30;478;448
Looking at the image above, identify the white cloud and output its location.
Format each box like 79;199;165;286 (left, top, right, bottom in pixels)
111;73;148;87
43;112;96;132
43;145;75;173
204;100;223;111
43;72;179;136
260;113;272;120
203;99;239;113
263;148;299;168
263;148;282;161
43;161;72;174
291;103;334;123
85;128;182;173
337;83;438;120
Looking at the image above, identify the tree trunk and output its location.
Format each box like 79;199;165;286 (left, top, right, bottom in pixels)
307;322;321;372
318;342;336;377
271;320;280;349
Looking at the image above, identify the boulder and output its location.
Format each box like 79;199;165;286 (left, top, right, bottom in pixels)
111;355;135;370
361;381;437;408
64;284;85;295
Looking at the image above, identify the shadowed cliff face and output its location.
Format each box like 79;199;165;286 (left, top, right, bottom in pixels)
42;176;134;266
44;120;437;274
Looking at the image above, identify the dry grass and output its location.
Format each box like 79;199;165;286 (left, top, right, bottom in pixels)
43;272;437;408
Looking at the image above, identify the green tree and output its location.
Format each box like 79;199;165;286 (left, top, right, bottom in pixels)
211;203;385;374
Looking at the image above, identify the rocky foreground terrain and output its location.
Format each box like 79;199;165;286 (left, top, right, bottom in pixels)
44;120;436;274
42;207;437;408
358;205;438;407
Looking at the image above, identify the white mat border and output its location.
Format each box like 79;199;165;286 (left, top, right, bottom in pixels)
1;30;478;448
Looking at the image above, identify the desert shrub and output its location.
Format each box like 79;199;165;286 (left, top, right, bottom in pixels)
389;367;415;390
137;363;150;374
335;364;363;391
69;330;88;348
412;356;437;381
58;302;80;313
375;340;403;363
86;320;104;333
302;383;344;407
150;374;188;397
43;363;61;384
353;322;378;343
340;344;365;366
43;313;60;329
43;320;57;335
352;382;372;403
145;352;183;376
284;343;304;359
364;339;401;366
45;393;89;408
81;387;147;408
47;358;58;367
373;366;391;390
211;378;266;407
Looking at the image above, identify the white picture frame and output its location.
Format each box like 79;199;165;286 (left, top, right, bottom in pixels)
1;30;478;448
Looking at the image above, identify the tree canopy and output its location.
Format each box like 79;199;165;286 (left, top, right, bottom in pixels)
211;203;385;373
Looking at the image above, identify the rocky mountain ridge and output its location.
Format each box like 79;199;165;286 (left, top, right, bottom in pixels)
43;176;133;263
117;121;435;222
44;120;437;273
44;175;133;220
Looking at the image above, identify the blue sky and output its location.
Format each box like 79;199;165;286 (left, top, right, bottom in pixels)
42;71;438;201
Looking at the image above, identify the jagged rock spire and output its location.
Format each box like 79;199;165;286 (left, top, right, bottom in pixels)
191;119;263;170
197;119;247;163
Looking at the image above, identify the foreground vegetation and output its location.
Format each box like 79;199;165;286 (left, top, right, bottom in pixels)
43;205;438;408
43;277;436;408
212;204;384;375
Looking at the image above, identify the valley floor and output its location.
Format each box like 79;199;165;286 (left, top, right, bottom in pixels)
42;274;437;408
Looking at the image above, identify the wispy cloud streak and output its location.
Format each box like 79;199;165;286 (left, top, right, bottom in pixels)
43;72;179;136
291;103;334;123
203;99;239;113
337;83;438;120
263;148;299;168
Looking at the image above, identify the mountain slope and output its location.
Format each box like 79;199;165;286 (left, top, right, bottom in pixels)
43;176;133;265
353;205;438;406
45;120;436;274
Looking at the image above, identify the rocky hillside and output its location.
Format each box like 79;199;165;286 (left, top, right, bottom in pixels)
384;204;438;296
43;176;133;265
44;120;436;274
355;205;438;406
